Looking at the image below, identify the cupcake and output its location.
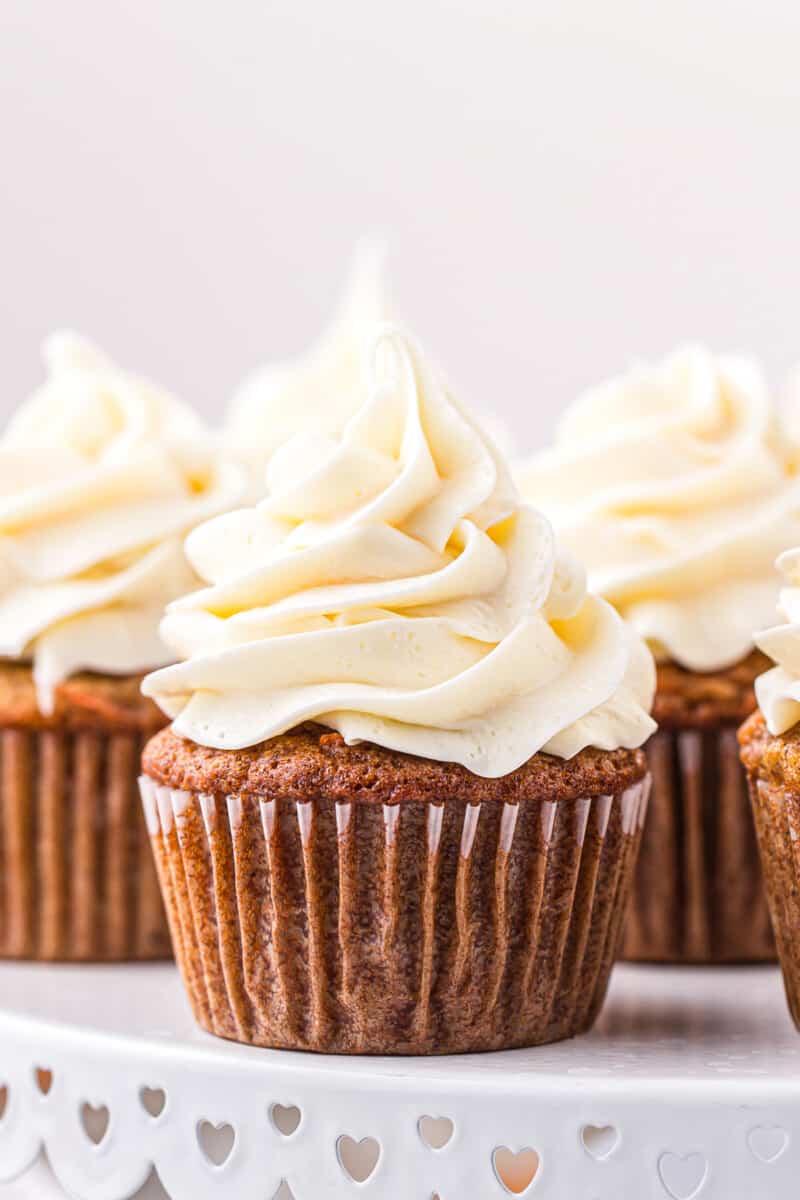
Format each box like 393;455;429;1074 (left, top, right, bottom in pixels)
140;325;655;1054
518;346;800;963
741;548;800;1025
0;334;245;960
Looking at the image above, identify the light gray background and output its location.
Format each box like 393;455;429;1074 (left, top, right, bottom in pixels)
0;8;797;1196
1;0;799;453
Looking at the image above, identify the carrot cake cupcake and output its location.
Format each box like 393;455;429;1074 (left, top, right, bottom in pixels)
518;346;800;962
140;324;655;1054
0;333;244;959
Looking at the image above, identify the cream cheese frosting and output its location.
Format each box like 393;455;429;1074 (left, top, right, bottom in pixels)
0;333;246;713
755;549;800;735
518;346;800;673
144;325;655;777
226;240;389;489
226;241;514;492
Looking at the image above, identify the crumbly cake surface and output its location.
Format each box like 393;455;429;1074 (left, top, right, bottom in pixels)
739;709;800;1029
653;651;768;728
0;661;165;733
739;709;800;788
143;725;648;805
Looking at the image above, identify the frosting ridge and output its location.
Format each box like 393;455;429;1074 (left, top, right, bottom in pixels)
145;326;655;776
226;240;389;488
518;346;800;672
0;333;245;712
755;548;800;735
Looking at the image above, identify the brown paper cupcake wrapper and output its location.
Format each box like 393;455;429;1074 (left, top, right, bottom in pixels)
140;773;649;1054
622;727;774;963
0;727;171;960
747;775;800;1028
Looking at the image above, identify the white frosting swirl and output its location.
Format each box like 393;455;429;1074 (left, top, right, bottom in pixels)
145;326;655;777
0;333;245;713
518;346;800;672
755;549;800;734
226;240;389;489
226;240;514;489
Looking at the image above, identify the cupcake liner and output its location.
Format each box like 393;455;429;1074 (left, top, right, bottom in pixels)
747;775;800;1028
622;727;774;963
0;727;171;960
140;774;649;1054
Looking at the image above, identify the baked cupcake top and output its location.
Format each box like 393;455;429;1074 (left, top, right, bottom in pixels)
226;241;388;490
144;325;655;777
518;346;800;672
754;548;800;735
0;333;245;713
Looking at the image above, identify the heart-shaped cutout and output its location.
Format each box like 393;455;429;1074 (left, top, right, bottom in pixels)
271;1103;302;1137
197;1120;235;1167
418;1115;454;1150
581;1123;619;1161
337;1135;381;1183
80;1102;110;1146
0;1085;8;1120
657;1151;708;1200
493;1147;541;1194
140;1087;167;1119
747;1125;789;1164
34;1067;53;1096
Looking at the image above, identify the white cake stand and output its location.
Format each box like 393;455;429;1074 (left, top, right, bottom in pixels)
0;960;798;1200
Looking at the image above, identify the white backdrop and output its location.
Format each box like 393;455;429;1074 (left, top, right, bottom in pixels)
1;0;799;451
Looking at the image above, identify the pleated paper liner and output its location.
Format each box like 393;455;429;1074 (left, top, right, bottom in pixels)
140;773;649;1054
747;774;800;1029
0;727;171;960
622;727;775;963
